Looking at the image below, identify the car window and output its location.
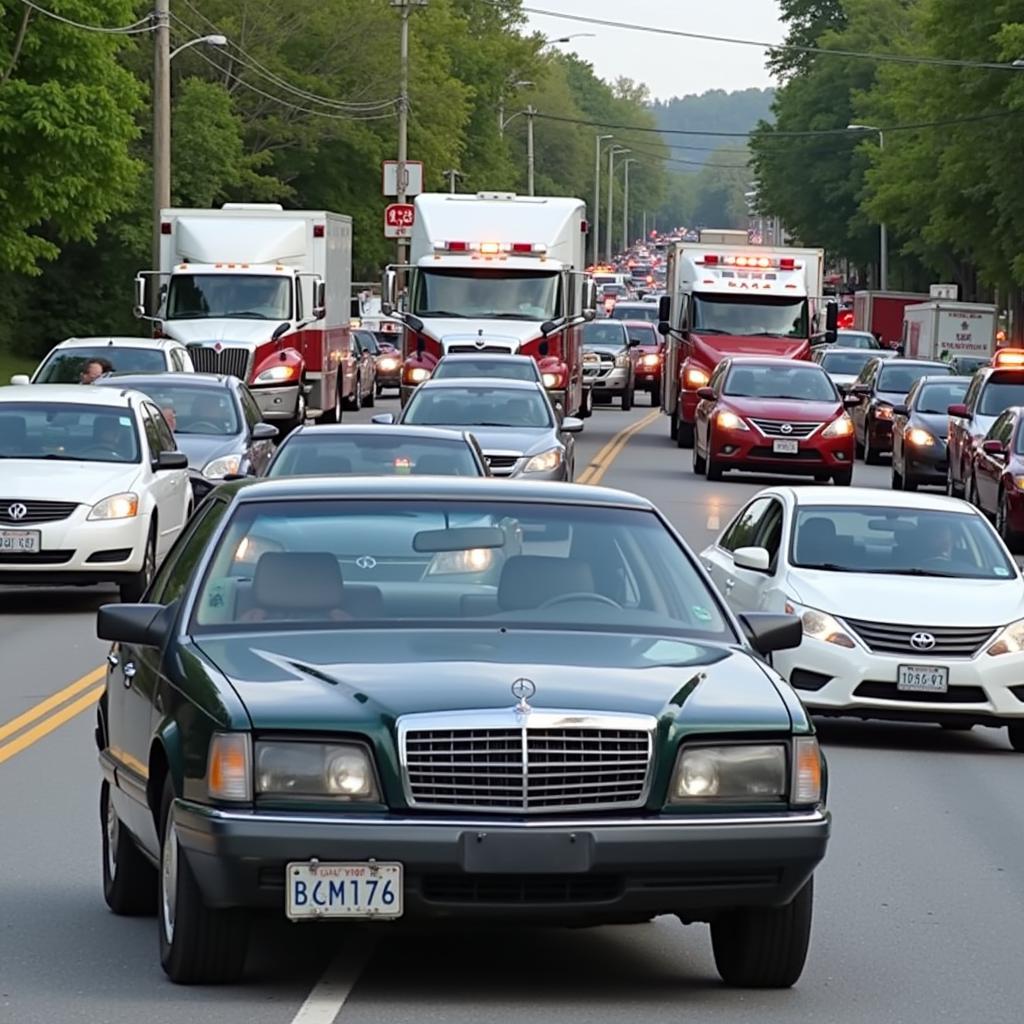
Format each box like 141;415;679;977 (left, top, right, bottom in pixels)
403;385;552;428
148;498;231;605
837;332;878;349
720;498;773;552
141;405;166;457
723;364;836;402
35;347;167;383
0;401;141;463
854;359;878;386
433;359;539;382
877;364;949;395
1013;417;1024;455
978;376;1024;417
169;349;185;372
820;350;874;376
988;411;1014;445
625;324;658;345
963;372;984;411
123;383;241;436
191;499;734;641
754;500;784;571
268;434;483;477
239;387;262;430
914;381;969;414
582;322;627;347
144;403;176;453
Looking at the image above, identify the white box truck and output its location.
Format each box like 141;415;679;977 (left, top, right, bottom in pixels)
902;301;996;362
134;203;353;428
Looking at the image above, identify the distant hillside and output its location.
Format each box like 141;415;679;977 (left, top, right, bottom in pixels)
652;87;775;171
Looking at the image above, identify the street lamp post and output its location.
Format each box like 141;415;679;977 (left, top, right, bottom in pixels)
540;33;596;46
498;78;533;136
848;123;887;289
593;134;612;265
622;158;637;254
606;145;629;263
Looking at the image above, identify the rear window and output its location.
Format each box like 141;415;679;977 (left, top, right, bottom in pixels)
433;359;539;382
268;435;482;477
583;322;628;347
979;374;1024;416
877;364;950;394
820;351;874;375
915;381;969;414
611;306;659;322
35;347;166;383
626;324;658;345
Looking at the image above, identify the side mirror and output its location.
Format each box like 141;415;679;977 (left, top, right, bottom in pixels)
381;268;398;316
738;612;803;655
696;386;716;401
982;439;1007;457
843;393;863;408
825;301;838;333
97;603;169;647
628;337;641;348
658;294;671;323
156;451;189;471
371;413;395;425
540;320;557;337
733;546;771;573
582;278;597;318
272;322;290;343
948;403;969;417
252;422;279;441
132;275;148;318
892;404;909;417
10;374;30;386
561;416;583;433
847;384;868;396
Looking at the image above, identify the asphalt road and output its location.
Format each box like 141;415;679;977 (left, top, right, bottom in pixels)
2;392;1023;1023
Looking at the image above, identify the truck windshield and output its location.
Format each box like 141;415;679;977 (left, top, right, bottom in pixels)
692;294;808;339
412;269;560;320
165;274;292;321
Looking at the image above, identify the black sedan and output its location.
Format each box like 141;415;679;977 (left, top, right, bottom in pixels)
264;424;489;477
95;373;278;500
96;476;829;987
890;375;970;490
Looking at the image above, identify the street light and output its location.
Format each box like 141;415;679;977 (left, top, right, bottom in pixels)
606;145;629;263
541;33;596;45
169;33;227;61
621;158;638;254
593;134;612;265
498;78;533;135
500;107;538;195
848;123;887;289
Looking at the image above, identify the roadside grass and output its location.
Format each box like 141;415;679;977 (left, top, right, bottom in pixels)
0;349;34;382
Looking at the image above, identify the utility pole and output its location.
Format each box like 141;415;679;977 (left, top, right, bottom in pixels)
396;0;411;272
593;134;611;265
526;106;536;196
606;146;628;263
152;0;171;278
622;158;636;253
442;169;462;193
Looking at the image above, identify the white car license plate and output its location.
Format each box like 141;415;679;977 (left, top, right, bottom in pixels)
286;861;403;920
0;530;40;554
773;439;799;454
897;665;949;693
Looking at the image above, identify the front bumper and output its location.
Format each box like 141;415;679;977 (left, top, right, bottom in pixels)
584;367;630;394
902;444;946;482
778;637;1024;725
376;367;402;388
711;426;855;475
252;383;301;421
173;800;830;920
867;416;895;452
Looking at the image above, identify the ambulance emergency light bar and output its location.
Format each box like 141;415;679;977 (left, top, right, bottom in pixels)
432;241;548;255
700;254;802;270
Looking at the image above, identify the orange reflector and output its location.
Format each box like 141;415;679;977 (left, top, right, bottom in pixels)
208;734;250;801
793;737;822;805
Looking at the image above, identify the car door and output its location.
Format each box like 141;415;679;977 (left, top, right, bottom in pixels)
892;379;919;473
949;372;984;487
702;496;774;598
696;361;728;454
358;332;379;395
239;385;276;474
141;403;188;556
848;359;878;442
976;412;1013;512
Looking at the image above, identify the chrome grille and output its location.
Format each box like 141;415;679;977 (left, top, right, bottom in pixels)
400;710;655;813
842;618;997;658
0;500;78;525
186;344;252;380
749;418;822;438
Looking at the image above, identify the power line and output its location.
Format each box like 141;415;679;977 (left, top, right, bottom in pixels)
18;0;153;34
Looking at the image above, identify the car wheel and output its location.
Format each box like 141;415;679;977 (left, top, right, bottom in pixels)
650;381;661;407
891;459;903;490
676;414;694;450
348;376;362;412
705;430;723;481
997;489;1022;552
967;474;981;511
863;420;881;465
158;779;249;984
101;780;156;915
322;372;342;424
946;461;963;498
669;406;679;440
120;527;156;603
903;469;918;492
364;376;376;408
814;471;830;483
711;877;813;989
1007;722;1024;752
832;468;853;486
581;388;593;419
692;431;706;474
621;385;633;411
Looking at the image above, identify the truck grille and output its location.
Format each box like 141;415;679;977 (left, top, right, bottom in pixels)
842;618;996;658
399;710;655;814
749;418;822;438
0;500;78;525
186;344;251;380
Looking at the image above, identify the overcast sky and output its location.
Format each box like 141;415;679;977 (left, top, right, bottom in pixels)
523;0;785;100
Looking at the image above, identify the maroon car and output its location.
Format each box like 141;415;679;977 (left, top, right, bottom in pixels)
693;357;858;484
967;404;1024;549
624;320;663;406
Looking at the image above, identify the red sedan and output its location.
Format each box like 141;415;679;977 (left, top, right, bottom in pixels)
624;320;663;406
693;357;858;484
967;404;1024;550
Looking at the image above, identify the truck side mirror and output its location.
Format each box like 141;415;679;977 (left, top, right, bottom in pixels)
824;300;838;345
381;268;398;316
657;294;671;335
582;278;597;319
133;275;148;319
313;281;326;320
272;322;290;343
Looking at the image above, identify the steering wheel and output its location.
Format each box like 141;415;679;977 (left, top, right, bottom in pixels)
78;445;121;458
539;591;622;609
184;421;221;433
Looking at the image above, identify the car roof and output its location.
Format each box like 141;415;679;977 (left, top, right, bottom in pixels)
47;336;176;350
94;372;236;389
282;424;475;442
875;358;949;368
767;485;984;513
0;383;144;408
413;376;543;391
724;356;826;368
818;346;878;355
622;320;658;328
916;374;970;384
223;474;654;509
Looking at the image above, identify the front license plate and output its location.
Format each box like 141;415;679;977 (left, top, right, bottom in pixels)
286;861;403;920
772;439;799;454
0;530;40;553
897;665;949;693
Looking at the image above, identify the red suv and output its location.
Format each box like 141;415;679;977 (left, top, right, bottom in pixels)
624;320;663;406
693;357;858;484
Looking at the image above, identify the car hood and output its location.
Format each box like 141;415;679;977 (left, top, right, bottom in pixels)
196;629;792;731
724;397;841;421
786;569;1024;628
0;459;141;503
160;319;281;347
418;319;542;355
692;333;810;367
173;434;244;472
428;425;557;455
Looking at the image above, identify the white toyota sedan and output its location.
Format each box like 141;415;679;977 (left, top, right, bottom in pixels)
701;487;1024;750
0;385;192;600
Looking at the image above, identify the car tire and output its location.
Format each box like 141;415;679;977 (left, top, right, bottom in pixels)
120;527;156;603
967;474;981;512
903;470;918;492
705;431;723;481
1006;723;1024;751
101;780;157;915
814;471;830;483
581;388;593;419
692;433;706;474
283;388;307;434
832;468;853;486
996;488;1022;552
676;414;694;450
364;377;376;408
322;373;343;424
946;461;963;498
669;406;679;440
347;376;362;413
891;459;904;490
863;420;881;465
711;877;813;989
621;386;633;411
158;779;249;984
650;381;661;407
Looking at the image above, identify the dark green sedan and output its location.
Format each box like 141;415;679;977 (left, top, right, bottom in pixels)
95;476;830;987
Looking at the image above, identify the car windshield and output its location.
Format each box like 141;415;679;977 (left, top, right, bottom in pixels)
582;322;627;348
35;347;166;383
979;376;1024;416
820;351;874;375
724;365;836;401
114;383;240;436
626;325;658;345
0;402;140;463
692;294;808;339
877;364;949;395
268;435;481;477
166;274;291;321
790;506;1015;579
403;386;552;428
915;381;969;414
433;359;538;382
191;499;733;639
836;332;878;349
611;306;659;322
411;269;559;320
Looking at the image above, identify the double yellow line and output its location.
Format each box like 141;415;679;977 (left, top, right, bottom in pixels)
578;409;660;486
0;666;105;766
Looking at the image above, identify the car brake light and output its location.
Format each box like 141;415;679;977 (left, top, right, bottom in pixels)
703;254;719;265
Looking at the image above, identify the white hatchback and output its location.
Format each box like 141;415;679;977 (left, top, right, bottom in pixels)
0;385;192;600
11;336;193;384
701;486;1024;750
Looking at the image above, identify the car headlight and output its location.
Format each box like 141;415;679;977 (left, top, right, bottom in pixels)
987;617;1024;656
523;448;562;473
1015;476;1024;491
905;426;937;446
542;371;560;388
255;364;298;383
669;744;787;802
378;357;400;371
640;354;661;368
203;454;241;479
405;366;430;384
684;366;710;388
88;492;139;521
255;741;379;800
427;547;494;574
822;414;854;438
875;404;893;420
614;353;630;368
785;598;856;648
716;410;749;431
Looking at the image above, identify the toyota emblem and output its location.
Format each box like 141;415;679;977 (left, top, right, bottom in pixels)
780;423;793;435
910;632;936;651
7;503;28;521
355;555;377;570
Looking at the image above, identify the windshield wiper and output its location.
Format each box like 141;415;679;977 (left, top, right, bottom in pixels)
748;331;793;338
415;310;465;317
796;562;859;572
222;311;275;319
887;567;963;578
691;327;731;335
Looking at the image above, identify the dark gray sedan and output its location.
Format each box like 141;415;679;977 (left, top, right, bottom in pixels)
374;377;581;480
890;375;970;490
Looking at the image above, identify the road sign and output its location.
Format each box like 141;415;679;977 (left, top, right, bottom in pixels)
930;283;959;300
382;161;424;197
384;203;415;238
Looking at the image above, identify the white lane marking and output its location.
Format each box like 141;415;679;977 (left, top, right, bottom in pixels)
290;938;377;1024
707;515;720;530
